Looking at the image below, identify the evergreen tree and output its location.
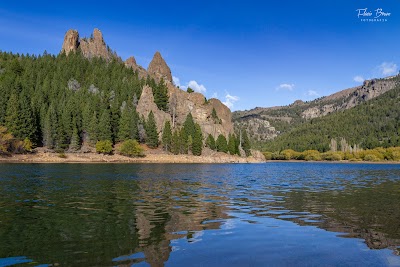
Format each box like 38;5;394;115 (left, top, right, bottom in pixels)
5;93;19;136
179;127;188;154
228;134;236;155
171;129;180;155
69;122;81;151
43;104;58;149
98;109;112;141
216;134;228;153
118;106;133;141
89;111;99;144
183;113;196;138
162;120;172;152
205;134;216;150
242;130;251;156
192;123;203;156
145;111;158;148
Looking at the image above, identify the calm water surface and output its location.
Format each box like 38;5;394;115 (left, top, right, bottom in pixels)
0;163;400;266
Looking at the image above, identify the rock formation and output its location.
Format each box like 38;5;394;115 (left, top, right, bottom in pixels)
147;52;173;83
61;28;236;140
136;85;171;133
125;56;148;79
61;29;79;55
61;28;120;61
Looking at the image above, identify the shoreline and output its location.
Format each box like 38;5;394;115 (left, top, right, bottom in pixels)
0;150;264;164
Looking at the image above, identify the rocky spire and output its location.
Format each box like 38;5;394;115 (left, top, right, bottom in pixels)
147;51;172;83
61;28;120;62
61;29;79;55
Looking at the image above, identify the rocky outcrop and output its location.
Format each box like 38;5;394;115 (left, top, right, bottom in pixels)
125;56;148;79
61;28;120;61
61;29;79;55
136;85;171;133
167;84;233;138
147;52;172;83
302;78;397;119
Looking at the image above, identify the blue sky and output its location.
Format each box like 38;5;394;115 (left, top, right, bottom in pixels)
1;1;399;111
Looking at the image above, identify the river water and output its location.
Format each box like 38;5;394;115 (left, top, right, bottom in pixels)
0;163;399;266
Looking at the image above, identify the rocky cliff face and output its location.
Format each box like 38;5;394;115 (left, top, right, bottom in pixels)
61;28;120;61
147;52;173;83
136;83;233;138
61;28;235;139
61;29;79;55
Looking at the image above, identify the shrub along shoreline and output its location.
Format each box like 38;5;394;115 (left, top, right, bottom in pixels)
263;147;400;162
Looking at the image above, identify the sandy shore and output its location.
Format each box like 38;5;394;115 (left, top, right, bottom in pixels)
0;149;264;164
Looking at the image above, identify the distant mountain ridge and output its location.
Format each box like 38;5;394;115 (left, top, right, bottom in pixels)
233;76;399;146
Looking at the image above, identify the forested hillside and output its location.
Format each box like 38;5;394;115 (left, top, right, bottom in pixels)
0;51;168;151
263;76;400;152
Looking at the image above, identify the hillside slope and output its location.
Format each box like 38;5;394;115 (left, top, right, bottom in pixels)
262;76;400;152
234;76;398;146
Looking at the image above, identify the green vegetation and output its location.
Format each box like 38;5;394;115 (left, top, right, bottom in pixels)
162;121;172;152
187;87;194;93
118;139;144;157
216;134;228;153
263;147;400;162
95;140;113;154
145;111;159;148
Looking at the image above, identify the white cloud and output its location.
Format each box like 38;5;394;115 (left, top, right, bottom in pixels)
377;62;398;76
276;83;295;91
172;76;207;93
353;75;365;83
187;80;207;93
307;90;319;97
223;93;239;109
172;76;181;87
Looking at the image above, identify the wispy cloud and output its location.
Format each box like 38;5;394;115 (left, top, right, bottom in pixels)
306;90;319;97
211;92;218;98
353;75;365;83
173;76;207;93
223;93;239;109
276;83;295;91
377;62;398;76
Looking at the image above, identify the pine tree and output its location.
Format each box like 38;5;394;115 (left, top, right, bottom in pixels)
89;111;99;144
43;104;58;149
118;106;133;141
98;109;112;141
171;129;180;155
179;127;188;154
216;134;228;153
183;113;196;138
206;134;216;150
228;134;236;155
162;120;172;152
192;123;203;156
69;123;81;151
242;130;251;156
5;93;19;136
145;111;158;148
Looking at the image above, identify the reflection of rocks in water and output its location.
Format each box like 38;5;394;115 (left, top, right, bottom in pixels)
129;179;229;266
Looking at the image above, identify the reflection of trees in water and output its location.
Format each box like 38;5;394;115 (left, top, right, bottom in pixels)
0;173;229;266
256;181;400;254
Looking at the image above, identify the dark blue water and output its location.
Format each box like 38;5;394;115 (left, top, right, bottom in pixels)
0;163;400;266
